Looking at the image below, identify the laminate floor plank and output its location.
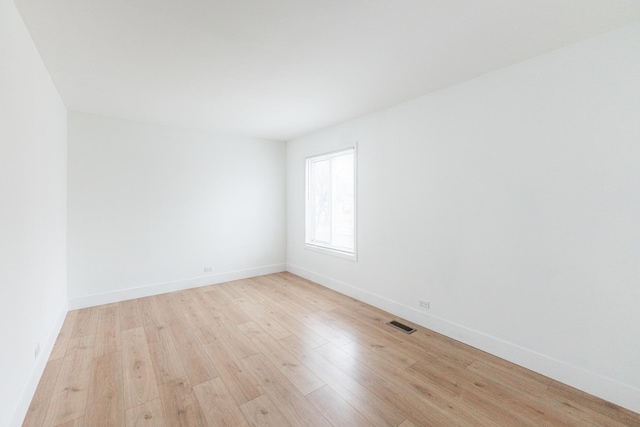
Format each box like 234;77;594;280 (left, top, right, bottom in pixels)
279;334;405;427
465;359;626;426
238;321;325;396
70;307;99;339
273;273;366;312
406;358;541;427
23;358;63;427
125;399;165;427
238;279;273;304
278;290;328;315
203;339;263;405
94;304;121;357
171;290;212;330
246;276;289;303
239;394;292;427
49;311;78;361
119;299;143;331
240;353;332;427
316;342;499;427
43;335;95;426
158;377;208;427
469;357;552;391
254;301;329;348
121;327;159;409
137;297;165;331
271;348;325;396
210;291;254;325
260;274;338;312
28;272;639;427
152;293;183;321
218;280;265;304
194;377;250;427
238;321;285;355
295;312;354;348
201;286;236;305
548;381;640;426
42;388;88;427
196;317;260;360
84;351;125;426
306;385;375;427
168;317;218;386
143;322;186;385
466;359;552;395
52;417;84;427
236;300;293;340
196;290;236;321
275;297;316;318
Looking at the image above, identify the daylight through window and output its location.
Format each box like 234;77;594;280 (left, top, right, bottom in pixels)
305;148;356;258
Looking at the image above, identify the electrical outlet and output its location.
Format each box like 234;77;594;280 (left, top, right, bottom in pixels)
418;300;430;310
34;342;41;359
204;267;213;273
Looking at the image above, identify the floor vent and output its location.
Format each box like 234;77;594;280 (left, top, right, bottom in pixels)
387;320;416;334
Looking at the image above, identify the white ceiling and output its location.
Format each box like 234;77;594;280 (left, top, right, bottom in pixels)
15;0;640;141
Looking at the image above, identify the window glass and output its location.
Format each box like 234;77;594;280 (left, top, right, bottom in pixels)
305;148;356;258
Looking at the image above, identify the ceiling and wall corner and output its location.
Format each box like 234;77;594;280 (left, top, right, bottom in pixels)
13;0;640;141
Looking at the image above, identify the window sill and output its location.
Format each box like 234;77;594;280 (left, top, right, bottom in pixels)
304;244;357;261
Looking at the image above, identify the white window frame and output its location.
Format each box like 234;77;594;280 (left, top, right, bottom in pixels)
304;146;357;261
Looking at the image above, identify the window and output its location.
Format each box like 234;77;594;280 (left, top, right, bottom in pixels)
305;147;356;259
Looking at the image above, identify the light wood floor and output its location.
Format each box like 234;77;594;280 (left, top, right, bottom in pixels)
23;272;640;426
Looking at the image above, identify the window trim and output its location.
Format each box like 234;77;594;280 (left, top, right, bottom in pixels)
304;145;357;261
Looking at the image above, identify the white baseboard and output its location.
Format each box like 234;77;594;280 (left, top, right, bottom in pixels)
10;301;69;427
286;263;640;414
68;263;286;310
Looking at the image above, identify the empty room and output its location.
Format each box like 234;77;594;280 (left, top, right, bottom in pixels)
2;0;640;425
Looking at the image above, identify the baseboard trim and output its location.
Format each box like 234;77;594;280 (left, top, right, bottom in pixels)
286;263;640;414
10;301;69;427
68;263;286;310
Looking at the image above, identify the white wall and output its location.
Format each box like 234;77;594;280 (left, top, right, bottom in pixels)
0;0;69;425
67;112;286;306
287;23;640;412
